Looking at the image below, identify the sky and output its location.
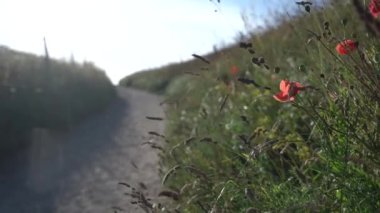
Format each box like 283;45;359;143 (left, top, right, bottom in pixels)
0;0;292;84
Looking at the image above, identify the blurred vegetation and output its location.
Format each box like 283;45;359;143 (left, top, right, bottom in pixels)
119;57;217;95
0;46;115;154
121;0;380;211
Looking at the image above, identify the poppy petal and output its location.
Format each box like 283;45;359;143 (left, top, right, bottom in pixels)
336;44;348;55
292;82;304;95
280;80;290;92
275;80;304;103
336;39;358;55
294;82;303;88
273;92;290;102
370;0;380;18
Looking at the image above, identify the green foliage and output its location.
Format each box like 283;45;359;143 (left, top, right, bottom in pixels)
122;1;380;212
0;46;115;152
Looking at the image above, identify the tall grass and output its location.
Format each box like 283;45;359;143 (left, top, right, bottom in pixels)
121;0;379;211
0;46;115;154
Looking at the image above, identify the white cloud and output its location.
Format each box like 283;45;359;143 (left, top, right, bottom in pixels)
0;0;246;83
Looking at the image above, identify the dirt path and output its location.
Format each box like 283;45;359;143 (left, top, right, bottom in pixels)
0;87;165;213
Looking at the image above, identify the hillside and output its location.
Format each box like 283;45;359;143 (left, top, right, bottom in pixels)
120;1;380;212
119;1;369;96
0;46;115;154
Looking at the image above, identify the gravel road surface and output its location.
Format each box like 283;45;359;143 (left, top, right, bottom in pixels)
0;87;165;213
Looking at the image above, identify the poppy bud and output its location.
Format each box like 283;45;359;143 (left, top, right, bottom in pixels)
305;5;311;13
341;18;348;26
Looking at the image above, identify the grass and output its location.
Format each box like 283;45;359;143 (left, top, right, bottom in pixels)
0;46;115;155
120;0;380;211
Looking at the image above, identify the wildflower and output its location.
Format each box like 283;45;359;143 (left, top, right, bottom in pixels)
230;65;239;76
335;39;358;55
273;80;304;102
369;0;380;18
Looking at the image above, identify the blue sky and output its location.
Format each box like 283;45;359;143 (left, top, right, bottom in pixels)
0;0;298;83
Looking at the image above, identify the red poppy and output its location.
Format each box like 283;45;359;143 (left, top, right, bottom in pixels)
273;80;304;102
230;65;239;76
369;0;380;18
335;39;358;55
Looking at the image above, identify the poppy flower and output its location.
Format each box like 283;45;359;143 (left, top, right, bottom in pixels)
273;80;304;102
369;0;380;18
230;65;239;76
335;39;358;55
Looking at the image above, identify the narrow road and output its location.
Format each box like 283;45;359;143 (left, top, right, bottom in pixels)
0;87;165;213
